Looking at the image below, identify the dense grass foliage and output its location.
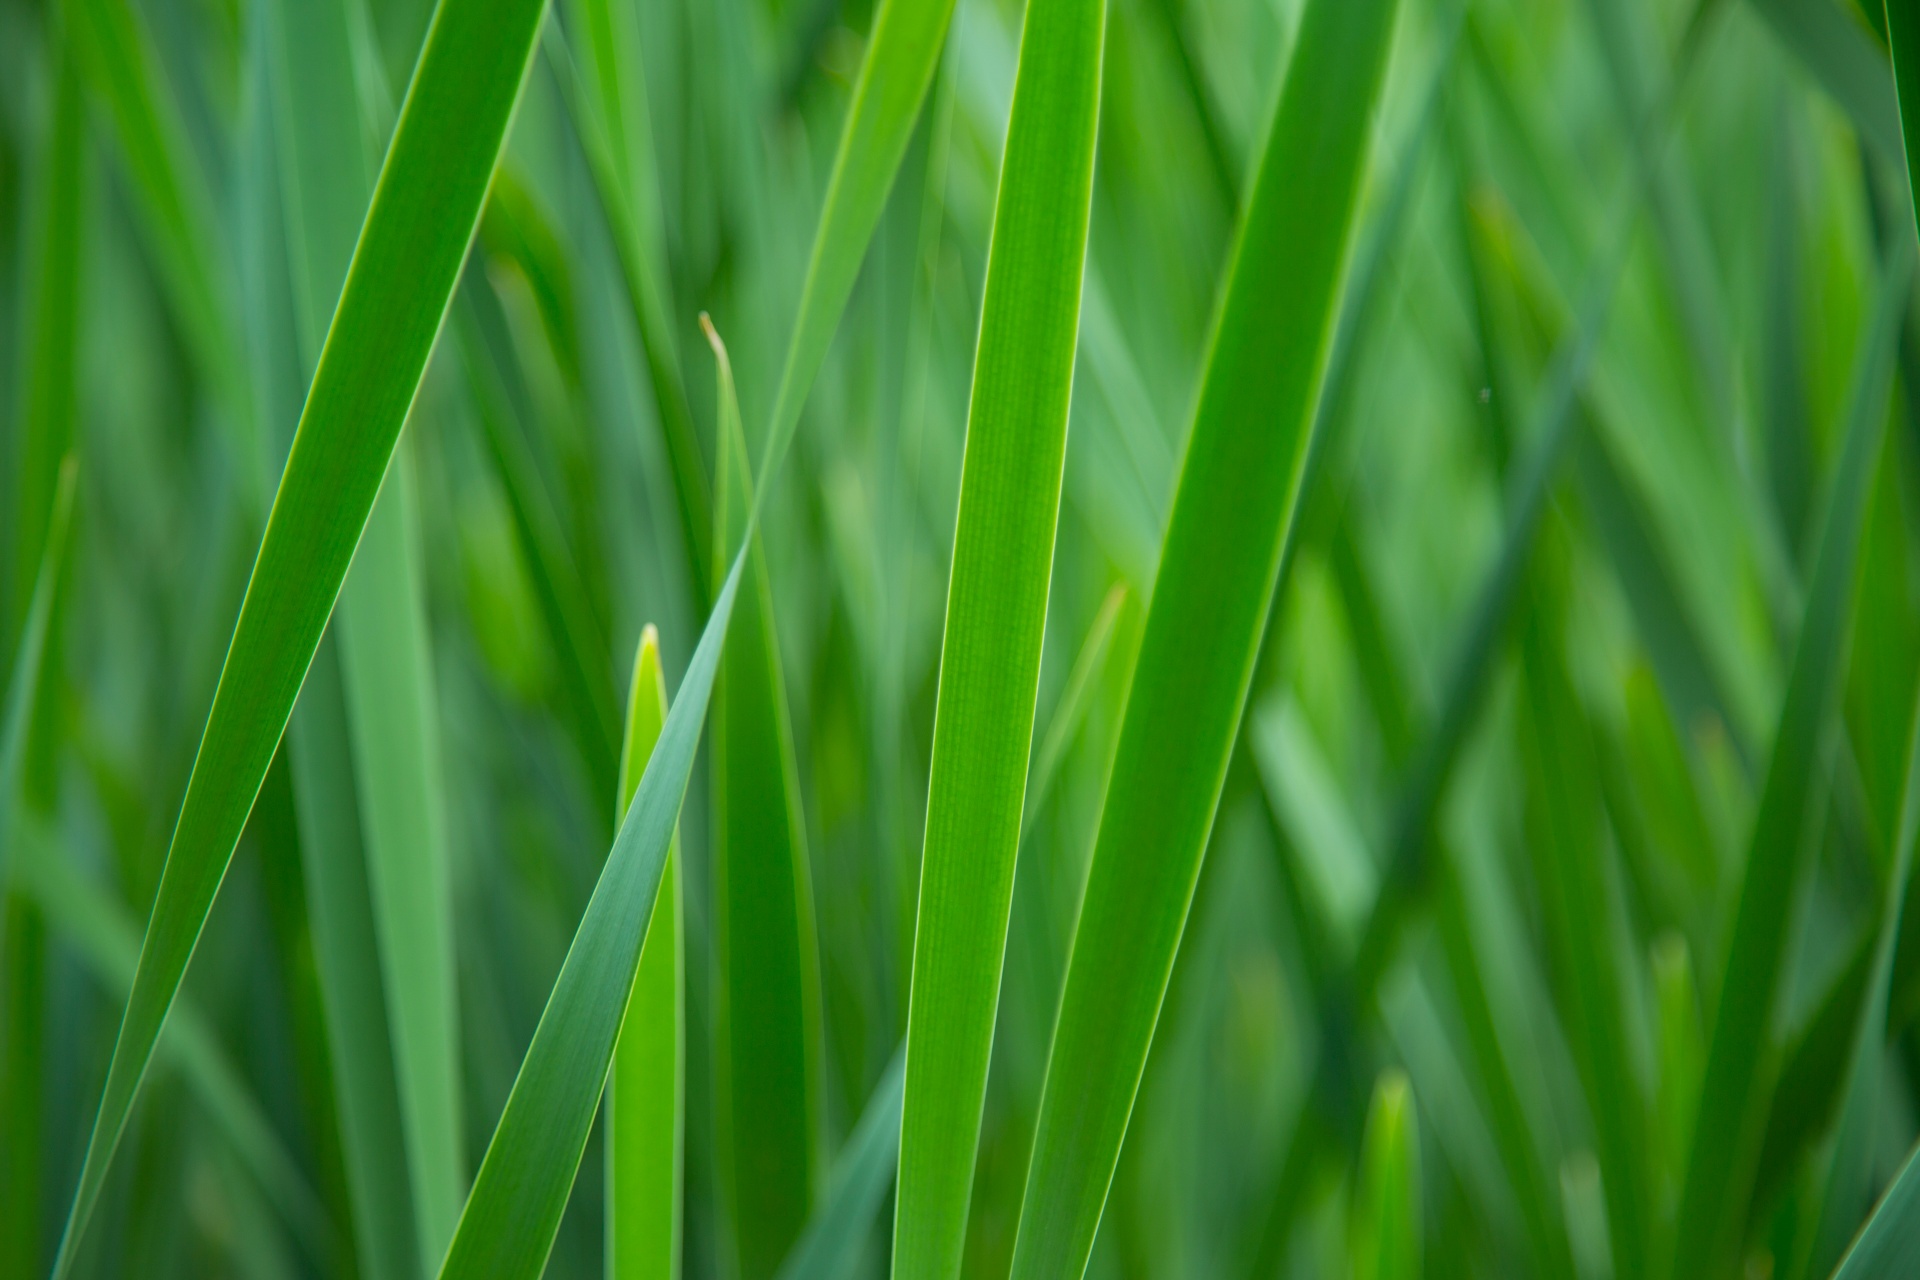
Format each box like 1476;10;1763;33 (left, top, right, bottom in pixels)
15;0;1920;1274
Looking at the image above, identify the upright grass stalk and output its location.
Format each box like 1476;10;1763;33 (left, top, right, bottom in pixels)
889;0;1107;1268
1667;236;1914;1280
50;0;554;1262
1003;0;1400;1274
608;626;683;1280
708;320;825;1280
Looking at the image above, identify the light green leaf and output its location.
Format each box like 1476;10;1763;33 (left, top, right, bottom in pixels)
1007;0;1401;1274
708;316;825;1280
607;625;683;1280
891;0;1107;1267
52;0;554;1260
1351;1070;1422;1280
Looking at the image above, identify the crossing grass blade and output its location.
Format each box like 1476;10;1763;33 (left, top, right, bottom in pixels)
708;318;825;1280
775;1049;908;1280
433;0;999;1268
1667;237;1914;1280
1351;1070;1422;1280
890;0;1107;1264
8;819;335;1268
437;551;745;1280
1004;1;1401;1275
50;0;554;1261
268;0;467;1254
607;626;683;1280
1833;1136;1920;1279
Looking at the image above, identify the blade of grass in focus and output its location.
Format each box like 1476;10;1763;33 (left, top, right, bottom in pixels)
267;0;467;1253
708;318;825;1280
1833;1136;1920;1278
50;0;555;1260
775;1048;907;1280
608;626;683;1280
1005;0;1401;1273
1667;237;1913;1280
1351;1070;1422;1280
890;0;1107;1263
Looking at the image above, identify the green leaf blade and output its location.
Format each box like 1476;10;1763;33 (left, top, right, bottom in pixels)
1006;0;1402;1273
890;0;1107;1268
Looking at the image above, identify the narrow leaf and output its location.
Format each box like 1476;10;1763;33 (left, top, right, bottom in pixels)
52;0;553;1260
891;0;1106;1266
1351;1070;1423;1280
608;625;684;1280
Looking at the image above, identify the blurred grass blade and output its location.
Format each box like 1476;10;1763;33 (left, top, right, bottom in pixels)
1351;1070;1422;1280
1519;594;1652;1280
1833;1137;1920;1278
9;820;334;1268
758;0;964;485
336;458;466;1264
10;14;83;657
51;0;554;1260
708;318;825;1279
437;543;746;1280
891;0;1106;1265
1023;583;1130;838
547;12;709;605
1668;239;1914;1280
269;0;467;1253
1006;0;1400;1275
1;460;77;898
608;626;683;1280
1747;0;1903;166
69;0;251;452
775;1049;908;1280
1801;686;1920;1277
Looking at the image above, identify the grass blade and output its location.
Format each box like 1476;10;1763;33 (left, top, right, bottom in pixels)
1833;1139;1920;1278
708;319;826;1280
9;13;84;657
1667;238;1914;1280
890;0;1106;1264
336;456;466;1265
608;625;683;1280
51;0;553;1260
1351;1070;1422;1280
1006;0;1401;1273
776;1049;908;1280
69;0;251;453
548;7;709;606
268;0;467;1253
1022;583;1130;838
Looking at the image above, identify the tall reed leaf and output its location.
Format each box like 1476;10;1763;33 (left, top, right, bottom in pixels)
709;318;825;1280
1006;0;1400;1273
269;0;466;1252
1351;1070;1422;1280
1667;238;1914;1279
608;626;683;1280
1833;1138;1920;1278
52;0;552;1260
435;0;993;1260
890;0;1106;1267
